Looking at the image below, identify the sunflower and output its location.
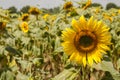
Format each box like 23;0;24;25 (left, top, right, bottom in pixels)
63;1;73;11
83;0;91;10
62;15;111;66
20;22;29;33
21;13;29;21
43;14;50;20
118;9;120;14
0;22;6;30
103;13;113;22
29;7;41;15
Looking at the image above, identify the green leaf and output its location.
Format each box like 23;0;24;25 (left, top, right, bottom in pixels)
117;58;120;69
21;37;30;45
18;60;32;71
101;61;120;80
112;74;120;80
16;72;29;80
5;45;21;55
101;61;119;74
52;68;77;80
0;71;15;80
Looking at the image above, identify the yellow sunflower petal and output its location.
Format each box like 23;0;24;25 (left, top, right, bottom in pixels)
72;19;80;31
99;44;110;51
87;53;93;66
62;28;76;41
62;42;76;55
82;55;87;66
79;15;87;29
87;16;98;31
87;16;94;28
92;50;102;63
75;52;83;64
69;52;76;61
76;55;82;64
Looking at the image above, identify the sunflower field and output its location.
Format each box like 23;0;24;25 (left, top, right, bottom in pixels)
0;0;120;80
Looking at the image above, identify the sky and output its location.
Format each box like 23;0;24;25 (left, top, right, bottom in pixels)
0;0;120;10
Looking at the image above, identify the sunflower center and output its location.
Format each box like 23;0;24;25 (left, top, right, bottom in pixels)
79;35;93;47
74;30;97;53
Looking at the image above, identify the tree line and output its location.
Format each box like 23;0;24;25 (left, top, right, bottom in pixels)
7;2;120;14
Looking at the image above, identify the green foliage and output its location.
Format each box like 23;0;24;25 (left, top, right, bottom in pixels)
52;68;77;80
20;5;30;13
0;1;120;80
8;6;17;13
106;3;119;10
90;3;103;8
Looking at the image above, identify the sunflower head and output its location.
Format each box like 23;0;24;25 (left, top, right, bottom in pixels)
29;7;41;15
118;9;120;14
51;15;56;21
103;13;113;22
43;14;50;20
83;0;92;10
20;22;29;33
67;8;78;17
62;15;111;66
21;13;29;21
0;22;6;30
63;1;73;10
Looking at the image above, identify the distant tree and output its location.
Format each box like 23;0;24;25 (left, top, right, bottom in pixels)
53;7;60;14
20;5;30;13
48;9;53;13
41;8;49;13
8;6;17;13
41;6;60;14
106;3;118;10
90;3;103;8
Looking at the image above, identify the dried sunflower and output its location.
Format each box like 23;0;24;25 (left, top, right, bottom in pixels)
0;22;6;30
29;7;41;15
21;13;29;21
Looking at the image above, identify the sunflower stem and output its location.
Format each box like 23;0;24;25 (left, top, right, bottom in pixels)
36;15;39;20
80;65;91;80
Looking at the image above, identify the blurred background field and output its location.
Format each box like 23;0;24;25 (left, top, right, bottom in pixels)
0;0;120;80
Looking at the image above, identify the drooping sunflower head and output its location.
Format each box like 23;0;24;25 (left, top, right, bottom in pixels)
21;13;29;21
82;0;92;10
20;22;29;33
29;7;41;15
0;22;6;30
63;1;73;10
62;15;111;66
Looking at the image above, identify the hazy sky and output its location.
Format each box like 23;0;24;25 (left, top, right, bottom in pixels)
0;0;120;10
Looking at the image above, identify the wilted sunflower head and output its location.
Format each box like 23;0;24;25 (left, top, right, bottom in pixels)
0;22;6;30
20;22;29;33
21;13;29;21
63;1;73;10
29;7;41;15
62;15;111;66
